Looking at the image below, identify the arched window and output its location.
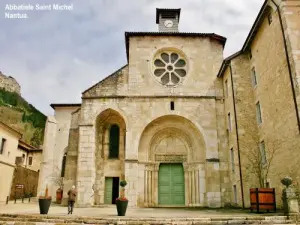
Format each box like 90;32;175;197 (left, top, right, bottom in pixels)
61;153;67;177
109;124;120;159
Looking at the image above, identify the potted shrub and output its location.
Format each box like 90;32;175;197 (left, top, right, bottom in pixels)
115;180;128;216
38;185;52;214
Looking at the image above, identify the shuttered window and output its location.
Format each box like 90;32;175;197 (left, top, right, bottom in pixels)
0;138;6;154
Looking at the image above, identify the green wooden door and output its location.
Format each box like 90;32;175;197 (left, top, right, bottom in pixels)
104;177;113;204
158;163;185;205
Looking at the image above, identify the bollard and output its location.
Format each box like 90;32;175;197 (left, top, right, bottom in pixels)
6;196;8;204
22;196;24;203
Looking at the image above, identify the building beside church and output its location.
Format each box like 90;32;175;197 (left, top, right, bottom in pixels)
38;0;300;208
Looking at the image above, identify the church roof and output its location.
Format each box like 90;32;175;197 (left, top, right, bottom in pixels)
242;0;269;51
82;64;128;95
125;32;227;61
217;51;242;77
156;8;181;24
50;103;81;109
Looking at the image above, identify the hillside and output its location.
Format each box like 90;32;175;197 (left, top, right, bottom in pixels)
0;88;46;148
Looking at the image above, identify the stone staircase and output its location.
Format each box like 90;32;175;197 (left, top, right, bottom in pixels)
0;214;298;225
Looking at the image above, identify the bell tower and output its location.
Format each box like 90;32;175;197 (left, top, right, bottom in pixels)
156;8;181;32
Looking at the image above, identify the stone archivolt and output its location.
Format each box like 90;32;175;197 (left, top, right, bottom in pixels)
138;115;208;207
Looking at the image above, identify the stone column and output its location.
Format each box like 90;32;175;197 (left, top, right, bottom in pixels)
198;165;206;206
195;169;200;206
144;168;149;207
144;163;160;207
76;125;95;207
183;163;190;206
184;163;202;206
153;163;159;206
37;116;57;197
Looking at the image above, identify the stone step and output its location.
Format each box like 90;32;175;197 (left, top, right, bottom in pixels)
0;214;296;225
0;220;296;225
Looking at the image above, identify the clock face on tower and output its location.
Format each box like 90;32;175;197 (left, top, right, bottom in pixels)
164;20;173;28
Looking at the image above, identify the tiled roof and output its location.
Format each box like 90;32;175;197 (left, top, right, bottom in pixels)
50;103;81;109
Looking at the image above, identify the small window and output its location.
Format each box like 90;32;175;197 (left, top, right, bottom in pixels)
161;13;176;19
256;102;262;124
233;185;237;204
251;67;257;87
230;148;235;173
61;153;67;177
228;113;232;132
268;13;272;25
170;101;175;110
109;124;120;159
28;157;33;166
259;141;267;165
225;80;229;97
0;138;6;154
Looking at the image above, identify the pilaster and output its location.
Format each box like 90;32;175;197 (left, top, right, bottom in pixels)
205;159;221;208
37;116;57;197
76;124;95;207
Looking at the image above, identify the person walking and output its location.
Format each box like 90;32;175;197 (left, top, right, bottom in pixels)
67;185;77;214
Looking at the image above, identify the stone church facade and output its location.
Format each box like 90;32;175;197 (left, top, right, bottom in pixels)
38;0;300;208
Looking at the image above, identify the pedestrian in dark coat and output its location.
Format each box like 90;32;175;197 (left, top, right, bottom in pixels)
67;185;77;214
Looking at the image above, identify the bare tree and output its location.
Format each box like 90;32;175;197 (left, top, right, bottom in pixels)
240;137;280;188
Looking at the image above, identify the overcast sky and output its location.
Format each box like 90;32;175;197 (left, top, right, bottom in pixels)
0;0;263;115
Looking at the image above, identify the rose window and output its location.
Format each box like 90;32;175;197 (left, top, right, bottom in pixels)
153;52;187;86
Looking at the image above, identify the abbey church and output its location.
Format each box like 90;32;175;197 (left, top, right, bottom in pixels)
38;0;300;208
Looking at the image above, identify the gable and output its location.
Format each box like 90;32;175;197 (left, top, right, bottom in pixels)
82;65;128;98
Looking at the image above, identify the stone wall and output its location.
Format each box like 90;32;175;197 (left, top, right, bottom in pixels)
74;96;229;207
221;1;300;208
230;54;260;208
248;2;300;206
126;36;223;96
0;71;21;95
38;106;80;199
280;0;300;125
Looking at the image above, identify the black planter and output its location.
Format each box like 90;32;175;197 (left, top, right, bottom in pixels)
115;199;128;216
38;198;52;214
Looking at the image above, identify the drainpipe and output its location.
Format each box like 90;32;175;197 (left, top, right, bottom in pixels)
271;0;300;133
229;63;245;208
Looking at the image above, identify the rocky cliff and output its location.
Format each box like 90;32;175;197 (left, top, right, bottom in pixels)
0;71;46;147
0;71;21;95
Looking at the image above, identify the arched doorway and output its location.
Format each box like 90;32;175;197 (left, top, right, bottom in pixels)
138;115;206;207
94;109;126;205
